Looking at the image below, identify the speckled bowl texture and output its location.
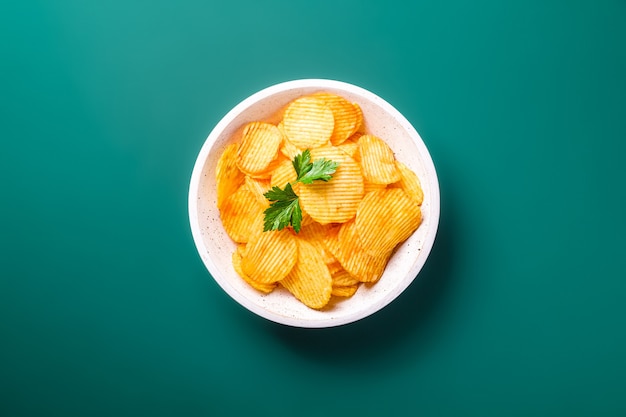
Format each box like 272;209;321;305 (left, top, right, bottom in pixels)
189;79;440;328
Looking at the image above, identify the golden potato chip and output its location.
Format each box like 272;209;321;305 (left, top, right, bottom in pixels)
356;188;422;256
312;92;362;145
348;131;363;142
363;179;387;194
332;269;360;287
280;239;332;309
336;138;359;159
324;220;389;283
269;158;297;189
358;134;401;184
299;202;314;228
216;143;245;209
282;96;334;149
338;220;390;282
220;185;265;243
331;284;359;297
249;152;288;180
276;120;286;135
297;221;336;264
237;122;282;175
232;245;276;293
322;222;340;249
326;260;343;275
241;228;297;284
352;103;364;133
299;147;364;224
243;176;270;208
390;161;424;205
279;135;304;160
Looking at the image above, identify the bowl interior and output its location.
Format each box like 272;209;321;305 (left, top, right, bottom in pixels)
189;79;440;328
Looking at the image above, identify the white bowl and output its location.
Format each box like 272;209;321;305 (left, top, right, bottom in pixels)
188;79;440;328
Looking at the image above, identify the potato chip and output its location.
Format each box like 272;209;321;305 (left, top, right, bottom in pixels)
312;92;362;145
237;122;283;176
358;134;401;184
249;152;288;180
241;228;297;284
336;138;359;159
220;185;265;243
244;176;270;208
322;222;340;248
332;269;360;287
282;96;334;149
339;220;390;283
297;221;336;264
216;143;245;209
269;158;297;190
352;103;364;133
331;285;359;297
299;147;364;224
390;161;424;205
326;260;343;275
363;179;387;194
280;239;332;309
348;131;364;141
232;245;276;293
324;220;389;283
299;201;314;228
279;134;304;160
355;188;422;256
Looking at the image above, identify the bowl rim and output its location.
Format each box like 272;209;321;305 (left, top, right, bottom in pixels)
188;78;440;328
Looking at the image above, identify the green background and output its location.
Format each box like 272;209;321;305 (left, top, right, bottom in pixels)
1;1;625;416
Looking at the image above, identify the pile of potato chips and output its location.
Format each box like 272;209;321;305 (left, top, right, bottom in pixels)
216;92;424;310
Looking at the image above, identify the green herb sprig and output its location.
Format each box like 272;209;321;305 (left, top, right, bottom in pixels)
263;149;338;233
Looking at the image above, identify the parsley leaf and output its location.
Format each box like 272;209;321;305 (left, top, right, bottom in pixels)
293;149;339;184
263;183;302;232
297;158;339;184
263;150;339;232
292;149;313;179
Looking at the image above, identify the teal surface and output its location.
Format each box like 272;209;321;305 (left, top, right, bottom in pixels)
2;1;625;416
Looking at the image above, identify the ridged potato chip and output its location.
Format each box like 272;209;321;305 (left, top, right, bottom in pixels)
390;160;424;205
216;143;245;209
358;134;401;184
282;96;334;149
299;200;314;228
326;260;343;275
332;269;360;287
241;228;297;284
339;220;390;283
363;179;387;194
279;134;304;160
269;158;297;190
297;221;336;264
331;285;359;298
324;220;389;283
232;245;276;293
237;122;283;176
250;153;289;180
356;188;422;256
352;103;363;133
336;138;359;159
299;147;364;224
312;92;362;145
244;176;271;208
220;185;265;243
280;238;332;309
